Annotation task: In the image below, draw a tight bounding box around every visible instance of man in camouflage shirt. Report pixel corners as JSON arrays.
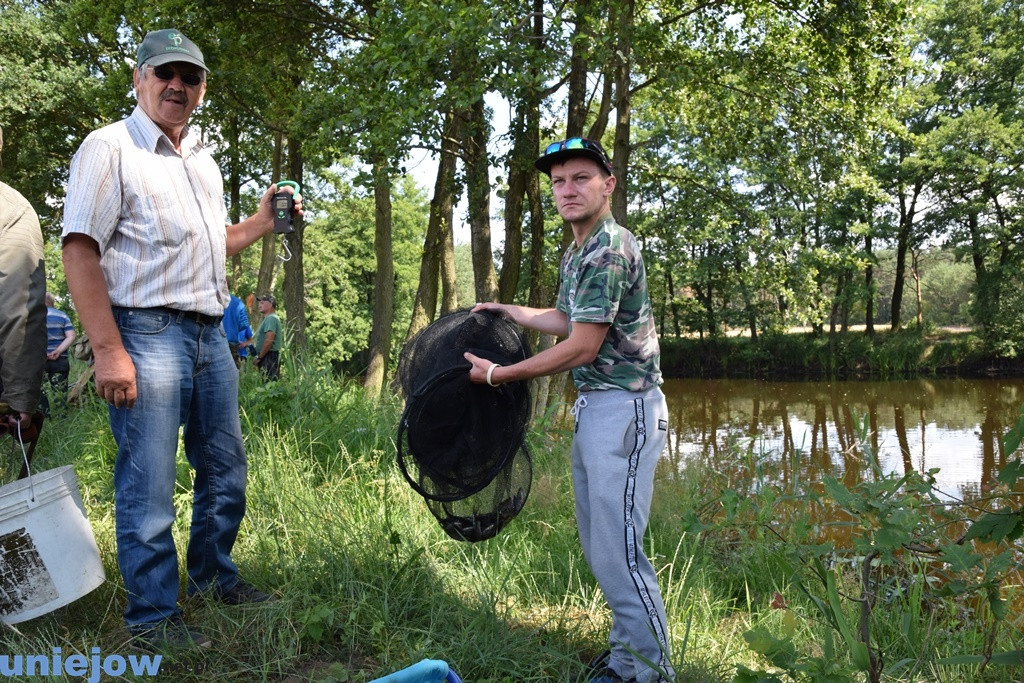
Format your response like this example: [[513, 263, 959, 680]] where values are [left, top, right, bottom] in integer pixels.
[[466, 137, 672, 683]]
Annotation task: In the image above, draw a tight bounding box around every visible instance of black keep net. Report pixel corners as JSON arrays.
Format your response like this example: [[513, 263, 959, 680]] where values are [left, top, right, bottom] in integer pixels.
[[396, 309, 532, 542]]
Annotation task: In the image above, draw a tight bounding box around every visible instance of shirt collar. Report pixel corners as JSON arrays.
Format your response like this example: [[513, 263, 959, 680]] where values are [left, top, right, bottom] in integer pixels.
[[130, 105, 202, 157]]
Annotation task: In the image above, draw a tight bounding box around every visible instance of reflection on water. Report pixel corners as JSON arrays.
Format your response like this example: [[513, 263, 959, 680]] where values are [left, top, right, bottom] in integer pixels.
[[659, 378, 1024, 501]]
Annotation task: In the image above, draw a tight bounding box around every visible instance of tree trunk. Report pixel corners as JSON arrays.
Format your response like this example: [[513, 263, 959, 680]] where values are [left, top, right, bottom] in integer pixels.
[[440, 183, 458, 314], [911, 248, 923, 327], [225, 114, 243, 289], [610, 0, 634, 227], [890, 179, 921, 332], [406, 109, 462, 342], [466, 98, 498, 303], [864, 232, 875, 336], [966, 210, 998, 335], [498, 0, 543, 304], [282, 137, 306, 354], [566, 0, 592, 136], [891, 220, 908, 332], [526, 159, 556, 418], [499, 109, 528, 304], [256, 132, 284, 308], [666, 268, 680, 338], [363, 159, 394, 397]]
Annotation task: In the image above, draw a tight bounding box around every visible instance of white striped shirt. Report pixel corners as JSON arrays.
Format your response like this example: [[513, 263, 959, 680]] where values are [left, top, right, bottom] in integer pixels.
[[62, 106, 229, 316]]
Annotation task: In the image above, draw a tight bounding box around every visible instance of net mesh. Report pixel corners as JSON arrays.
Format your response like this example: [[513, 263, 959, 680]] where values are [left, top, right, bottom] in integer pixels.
[[396, 309, 533, 541]]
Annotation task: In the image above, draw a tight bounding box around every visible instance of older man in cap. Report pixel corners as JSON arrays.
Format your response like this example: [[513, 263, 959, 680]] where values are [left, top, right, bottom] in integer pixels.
[[62, 28, 302, 652]]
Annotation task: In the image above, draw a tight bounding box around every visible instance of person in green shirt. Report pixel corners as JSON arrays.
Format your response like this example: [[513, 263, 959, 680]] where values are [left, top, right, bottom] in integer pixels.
[[254, 294, 282, 380]]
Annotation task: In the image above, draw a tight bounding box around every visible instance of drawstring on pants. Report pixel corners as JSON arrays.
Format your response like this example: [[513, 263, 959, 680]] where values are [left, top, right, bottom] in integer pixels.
[[569, 394, 588, 417], [570, 394, 588, 432]]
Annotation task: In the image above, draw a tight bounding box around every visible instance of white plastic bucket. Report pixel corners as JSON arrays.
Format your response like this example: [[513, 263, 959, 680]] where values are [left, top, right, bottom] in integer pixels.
[[0, 465, 105, 624]]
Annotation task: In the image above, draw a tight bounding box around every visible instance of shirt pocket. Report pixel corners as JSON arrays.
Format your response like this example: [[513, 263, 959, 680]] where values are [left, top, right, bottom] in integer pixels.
[[129, 189, 191, 248]]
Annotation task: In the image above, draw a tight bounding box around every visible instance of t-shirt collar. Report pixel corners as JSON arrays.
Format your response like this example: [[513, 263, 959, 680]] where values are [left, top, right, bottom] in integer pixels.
[[572, 212, 615, 251]]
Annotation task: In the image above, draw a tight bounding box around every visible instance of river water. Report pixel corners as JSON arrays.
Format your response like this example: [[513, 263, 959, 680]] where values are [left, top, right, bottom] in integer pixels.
[[655, 377, 1024, 502]]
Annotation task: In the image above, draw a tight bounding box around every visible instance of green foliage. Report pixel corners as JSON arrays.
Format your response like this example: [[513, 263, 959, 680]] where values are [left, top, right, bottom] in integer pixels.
[[0, 1, 100, 234], [659, 327, 1010, 380], [302, 174, 428, 371], [688, 413, 1024, 682]]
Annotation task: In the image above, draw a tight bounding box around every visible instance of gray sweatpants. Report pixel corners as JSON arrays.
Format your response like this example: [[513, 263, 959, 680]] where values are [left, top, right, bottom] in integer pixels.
[[570, 385, 673, 683]]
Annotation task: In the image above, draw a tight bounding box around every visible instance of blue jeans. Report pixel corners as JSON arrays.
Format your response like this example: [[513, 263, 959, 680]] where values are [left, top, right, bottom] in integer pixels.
[[109, 307, 247, 628]]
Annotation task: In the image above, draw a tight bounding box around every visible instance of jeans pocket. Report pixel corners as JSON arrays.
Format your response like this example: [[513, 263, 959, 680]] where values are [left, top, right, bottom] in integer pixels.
[[115, 308, 172, 335]]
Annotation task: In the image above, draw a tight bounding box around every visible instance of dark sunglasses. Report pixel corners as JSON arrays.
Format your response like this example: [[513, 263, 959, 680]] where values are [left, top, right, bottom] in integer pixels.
[[149, 65, 204, 87]]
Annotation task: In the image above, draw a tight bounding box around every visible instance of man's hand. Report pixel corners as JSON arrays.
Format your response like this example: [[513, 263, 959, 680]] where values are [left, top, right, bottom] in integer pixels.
[[470, 301, 515, 321], [464, 352, 499, 385], [226, 184, 305, 256], [47, 349, 61, 361], [4, 412, 39, 442], [257, 183, 304, 224], [93, 347, 138, 409]]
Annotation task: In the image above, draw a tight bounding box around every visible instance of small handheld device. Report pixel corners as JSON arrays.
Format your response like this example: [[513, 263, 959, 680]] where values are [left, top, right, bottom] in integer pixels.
[[272, 180, 301, 234]]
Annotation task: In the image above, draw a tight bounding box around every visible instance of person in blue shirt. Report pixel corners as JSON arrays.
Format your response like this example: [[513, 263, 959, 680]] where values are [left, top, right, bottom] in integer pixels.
[[44, 292, 76, 411], [222, 294, 253, 368]]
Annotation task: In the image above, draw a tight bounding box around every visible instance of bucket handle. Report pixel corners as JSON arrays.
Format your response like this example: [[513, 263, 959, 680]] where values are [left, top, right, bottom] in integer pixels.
[[12, 421, 37, 502]]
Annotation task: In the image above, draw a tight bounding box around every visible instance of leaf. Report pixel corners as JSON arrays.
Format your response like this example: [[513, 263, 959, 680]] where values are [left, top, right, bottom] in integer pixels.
[[823, 476, 858, 510], [680, 509, 713, 534], [782, 611, 800, 633], [964, 511, 1024, 544], [938, 542, 981, 572], [826, 572, 870, 671], [874, 524, 912, 550], [936, 650, 1024, 666], [987, 585, 1008, 622], [743, 627, 798, 669], [995, 457, 1024, 486], [733, 664, 784, 683], [1000, 403, 1024, 453]]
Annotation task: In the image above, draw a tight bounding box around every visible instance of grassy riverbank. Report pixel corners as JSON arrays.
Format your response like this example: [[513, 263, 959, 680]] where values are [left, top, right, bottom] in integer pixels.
[[4, 362, 1022, 681], [661, 327, 1024, 380]]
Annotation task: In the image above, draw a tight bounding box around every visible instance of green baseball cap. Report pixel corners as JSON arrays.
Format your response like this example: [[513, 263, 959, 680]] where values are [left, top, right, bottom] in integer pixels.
[[137, 29, 207, 71]]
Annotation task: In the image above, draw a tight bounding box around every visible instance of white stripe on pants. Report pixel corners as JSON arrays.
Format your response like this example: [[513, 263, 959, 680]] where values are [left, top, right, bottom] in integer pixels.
[[571, 385, 673, 683]]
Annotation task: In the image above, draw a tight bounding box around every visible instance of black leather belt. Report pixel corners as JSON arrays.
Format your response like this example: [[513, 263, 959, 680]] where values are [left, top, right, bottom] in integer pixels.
[[155, 306, 223, 326]]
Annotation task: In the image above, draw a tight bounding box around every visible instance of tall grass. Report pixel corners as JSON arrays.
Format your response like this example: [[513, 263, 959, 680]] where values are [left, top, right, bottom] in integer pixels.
[[2, 361, 1020, 681]]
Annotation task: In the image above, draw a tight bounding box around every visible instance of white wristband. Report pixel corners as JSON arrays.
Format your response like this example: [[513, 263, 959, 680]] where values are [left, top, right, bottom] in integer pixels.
[[486, 363, 500, 387]]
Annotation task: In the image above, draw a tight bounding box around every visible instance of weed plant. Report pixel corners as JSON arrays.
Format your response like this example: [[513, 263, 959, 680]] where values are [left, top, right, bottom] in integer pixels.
[[1, 360, 1021, 681]]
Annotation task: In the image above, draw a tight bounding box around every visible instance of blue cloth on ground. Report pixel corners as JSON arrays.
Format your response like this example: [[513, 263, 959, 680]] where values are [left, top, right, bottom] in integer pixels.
[[369, 659, 462, 683]]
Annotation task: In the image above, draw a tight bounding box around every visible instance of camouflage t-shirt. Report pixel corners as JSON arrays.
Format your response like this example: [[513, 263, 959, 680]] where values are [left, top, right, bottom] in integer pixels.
[[556, 213, 662, 391]]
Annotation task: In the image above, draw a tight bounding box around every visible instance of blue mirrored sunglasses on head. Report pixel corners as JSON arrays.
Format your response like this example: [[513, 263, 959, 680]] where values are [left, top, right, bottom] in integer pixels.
[[148, 64, 204, 87], [544, 137, 603, 156]]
